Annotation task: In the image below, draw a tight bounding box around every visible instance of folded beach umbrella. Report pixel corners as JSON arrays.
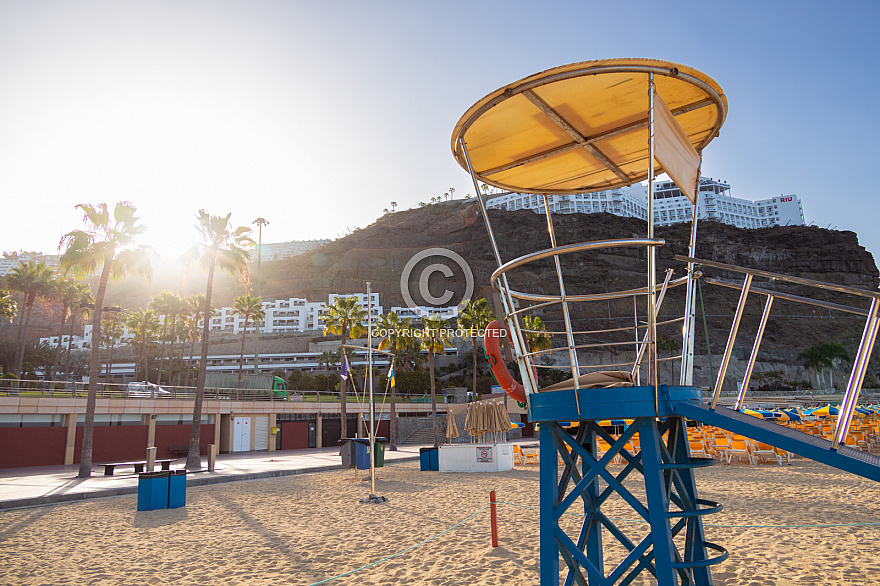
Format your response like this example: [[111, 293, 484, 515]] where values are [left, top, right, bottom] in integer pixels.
[[446, 410, 460, 439], [510, 420, 525, 428]]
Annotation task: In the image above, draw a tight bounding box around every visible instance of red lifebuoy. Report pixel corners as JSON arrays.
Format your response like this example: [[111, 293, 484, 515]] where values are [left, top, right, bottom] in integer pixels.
[[484, 320, 527, 403]]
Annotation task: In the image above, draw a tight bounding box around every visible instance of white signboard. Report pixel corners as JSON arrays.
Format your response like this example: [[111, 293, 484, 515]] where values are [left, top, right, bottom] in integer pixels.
[[476, 446, 493, 463]]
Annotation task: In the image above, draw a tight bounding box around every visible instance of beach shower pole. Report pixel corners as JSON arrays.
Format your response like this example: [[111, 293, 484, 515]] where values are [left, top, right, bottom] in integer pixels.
[[253, 218, 269, 375], [367, 282, 376, 495]]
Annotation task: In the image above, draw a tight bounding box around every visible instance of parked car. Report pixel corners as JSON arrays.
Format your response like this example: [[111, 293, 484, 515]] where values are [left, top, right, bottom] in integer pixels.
[[126, 381, 171, 398]]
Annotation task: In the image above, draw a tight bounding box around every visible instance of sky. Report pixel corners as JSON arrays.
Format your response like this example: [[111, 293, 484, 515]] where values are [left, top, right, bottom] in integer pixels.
[[1, 1, 879, 268]]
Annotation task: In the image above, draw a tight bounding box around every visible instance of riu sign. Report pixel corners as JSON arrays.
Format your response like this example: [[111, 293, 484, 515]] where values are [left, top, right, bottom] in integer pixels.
[[781, 196, 793, 202]]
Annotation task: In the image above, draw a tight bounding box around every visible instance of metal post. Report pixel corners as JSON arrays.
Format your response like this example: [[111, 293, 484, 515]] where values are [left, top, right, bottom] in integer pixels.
[[680, 195, 701, 385], [736, 295, 774, 410], [637, 416, 677, 583], [631, 269, 674, 380], [633, 295, 641, 386], [253, 218, 268, 375], [543, 195, 581, 409], [832, 298, 880, 449], [710, 273, 752, 410], [539, 422, 559, 585], [647, 74, 658, 407], [460, 138, 535, 396], [367, 282, 376, 495]]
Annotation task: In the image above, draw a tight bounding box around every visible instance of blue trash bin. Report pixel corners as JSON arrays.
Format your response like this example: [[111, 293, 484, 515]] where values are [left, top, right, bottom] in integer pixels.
[[168, 470, 187, 508], [420, 447, 439, 471], [137, 471, 170, 511], [353, 439, 371, 470]]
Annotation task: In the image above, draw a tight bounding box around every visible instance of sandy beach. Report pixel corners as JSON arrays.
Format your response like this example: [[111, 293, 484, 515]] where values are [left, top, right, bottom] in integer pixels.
[[1, 458, 879, 585]]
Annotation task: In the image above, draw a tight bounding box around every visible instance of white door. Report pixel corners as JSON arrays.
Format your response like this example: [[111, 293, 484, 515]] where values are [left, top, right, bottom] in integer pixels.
[[233, 417, 251, 452], [254, 416, 269, 451]]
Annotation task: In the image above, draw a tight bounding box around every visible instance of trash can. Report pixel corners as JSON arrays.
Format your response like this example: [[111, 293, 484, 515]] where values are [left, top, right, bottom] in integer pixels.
[[168, 470, 187, 509], [353, 438, 371, 470], [137, 471, 170, 511], [420, 447, 439, 471], [373, 439, 386, 468], [339, 439, 356, 469]]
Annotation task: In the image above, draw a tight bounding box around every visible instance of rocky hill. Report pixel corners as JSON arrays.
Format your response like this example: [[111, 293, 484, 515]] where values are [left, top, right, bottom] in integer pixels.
[[4, 200, 879, 389]]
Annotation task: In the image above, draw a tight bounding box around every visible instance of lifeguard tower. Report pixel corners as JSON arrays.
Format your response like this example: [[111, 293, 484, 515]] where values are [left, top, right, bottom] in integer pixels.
[[451, 59, 880, 585]]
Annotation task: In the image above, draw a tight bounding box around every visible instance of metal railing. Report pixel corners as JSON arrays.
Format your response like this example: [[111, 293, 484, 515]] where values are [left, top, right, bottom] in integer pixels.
[[0, 379, 454, 404], [677, 254, 880, 450]]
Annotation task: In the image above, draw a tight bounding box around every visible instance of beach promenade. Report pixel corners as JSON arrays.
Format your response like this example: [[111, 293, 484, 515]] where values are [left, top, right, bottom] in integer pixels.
[[0, 444, 426, 510]]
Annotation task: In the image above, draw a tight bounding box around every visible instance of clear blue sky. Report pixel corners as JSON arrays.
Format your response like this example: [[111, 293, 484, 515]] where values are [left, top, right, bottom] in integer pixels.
[[1, 1, 878, 268]]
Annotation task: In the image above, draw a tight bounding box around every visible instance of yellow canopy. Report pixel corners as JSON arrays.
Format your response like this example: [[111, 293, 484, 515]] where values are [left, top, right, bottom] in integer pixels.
[[451, 58, 727, 195]]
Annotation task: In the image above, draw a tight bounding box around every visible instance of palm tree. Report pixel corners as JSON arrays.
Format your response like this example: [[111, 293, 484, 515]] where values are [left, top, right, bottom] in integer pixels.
[[150, 291, 182, 386], [127, 309, 159, 381], [317, 350, 340, 395], [376, 311, 417, 451], [422, 314, 453, 447], [232, 294, 266, 383], [6, 260, 55, 377], [522, 314, 552, 353], [319, 296, 367, 440], [166, 295, 189, 386], [101, 308, 125, 382], [182, 294, 207, 387], [48, 277, 82, 381], [800, 342, 850, 390], [59, 201, 152, 478], [181, 210, 253, 470], [0, 290, 16, 322], [458, 298, 494, 398], [65, 290, 94, 380]]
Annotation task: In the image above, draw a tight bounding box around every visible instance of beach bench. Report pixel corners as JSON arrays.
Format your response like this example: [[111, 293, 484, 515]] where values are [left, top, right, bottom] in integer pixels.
[[168, 445, 207, 457], [100, 459, 175, 476]]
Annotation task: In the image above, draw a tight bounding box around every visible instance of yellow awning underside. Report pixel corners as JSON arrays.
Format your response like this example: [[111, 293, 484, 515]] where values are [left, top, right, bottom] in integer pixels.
[[451, 58, 727, 195]]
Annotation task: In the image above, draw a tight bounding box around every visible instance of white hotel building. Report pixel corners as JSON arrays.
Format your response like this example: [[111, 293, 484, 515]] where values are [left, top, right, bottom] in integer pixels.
[[485, 177, 805, 229], [42, 293, 459, 350]]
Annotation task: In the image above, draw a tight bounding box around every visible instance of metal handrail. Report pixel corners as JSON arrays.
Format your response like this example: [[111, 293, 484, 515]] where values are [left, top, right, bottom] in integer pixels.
[[692, 255, 880, 450]]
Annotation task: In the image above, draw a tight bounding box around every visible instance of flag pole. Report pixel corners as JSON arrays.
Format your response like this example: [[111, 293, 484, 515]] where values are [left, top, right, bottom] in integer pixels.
[[367, 281, 376, 496]]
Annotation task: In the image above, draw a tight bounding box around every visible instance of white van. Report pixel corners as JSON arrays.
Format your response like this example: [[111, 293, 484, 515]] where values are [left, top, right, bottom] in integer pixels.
[[126, 381, 170, 398]]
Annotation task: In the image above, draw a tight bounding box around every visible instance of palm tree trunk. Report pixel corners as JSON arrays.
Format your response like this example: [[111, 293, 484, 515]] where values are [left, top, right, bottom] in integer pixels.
[[13, 293, 26, 376], [429, 351, 438, 448], [78, 262, 111, 479], [64, 314, 77, 380], [238, 311, 250, 384], [157, 317, 168, 386], [340, 326, 349, 440], [471, 334, 478, 400], [187, 261, 215, 470], [14, 298, 35, 377], [168, 316, 178, 387], [51, 307, 69, 382], [187, 334, 197, 388]]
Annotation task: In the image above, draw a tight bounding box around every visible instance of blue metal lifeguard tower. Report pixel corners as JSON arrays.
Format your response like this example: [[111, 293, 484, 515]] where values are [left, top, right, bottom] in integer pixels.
[[451, 59, 880, 585]]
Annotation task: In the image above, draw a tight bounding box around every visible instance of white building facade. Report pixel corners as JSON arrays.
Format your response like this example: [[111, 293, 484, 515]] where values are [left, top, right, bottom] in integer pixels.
[[485, 177, 805, 229], [43, 293, 460, 349], [258, 239, 332, 261]]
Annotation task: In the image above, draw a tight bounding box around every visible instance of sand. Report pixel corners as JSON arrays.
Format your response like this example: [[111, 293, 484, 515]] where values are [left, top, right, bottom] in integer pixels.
[[1, 459, 879, 585]]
